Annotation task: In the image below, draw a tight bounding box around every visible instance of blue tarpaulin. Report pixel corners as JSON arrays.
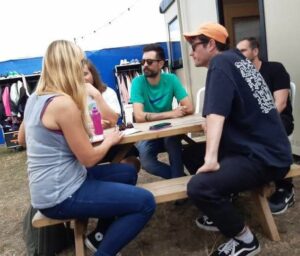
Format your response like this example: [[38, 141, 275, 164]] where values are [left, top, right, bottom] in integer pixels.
[[0, 42, 168, 90]]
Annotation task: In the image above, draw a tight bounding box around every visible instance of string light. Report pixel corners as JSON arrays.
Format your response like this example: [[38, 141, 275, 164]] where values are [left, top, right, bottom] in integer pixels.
[[74, 0, 141, 43]]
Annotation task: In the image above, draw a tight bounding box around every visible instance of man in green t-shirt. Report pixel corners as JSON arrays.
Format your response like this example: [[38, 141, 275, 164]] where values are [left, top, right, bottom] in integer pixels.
[[131, 43, 193, 179]]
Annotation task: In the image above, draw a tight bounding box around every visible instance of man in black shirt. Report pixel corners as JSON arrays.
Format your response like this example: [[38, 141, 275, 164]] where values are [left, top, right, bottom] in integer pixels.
[[237, 37, 294, 215], [183, 22, 292, 256]]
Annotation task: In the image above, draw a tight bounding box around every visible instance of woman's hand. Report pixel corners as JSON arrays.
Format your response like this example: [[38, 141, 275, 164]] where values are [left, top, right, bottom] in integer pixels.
[[85, 83, 101, 99], [103, 127, 124, 147], [101, 119, 112, 129]]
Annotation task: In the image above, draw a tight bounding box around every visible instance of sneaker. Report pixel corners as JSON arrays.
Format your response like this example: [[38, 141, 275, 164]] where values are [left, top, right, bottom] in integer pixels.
[[85, 230, 103, 253], [85, 231, 122, 256], [211, 235, 261, 256], [195, 215, 219, 232], [268, 187, 295, 215]]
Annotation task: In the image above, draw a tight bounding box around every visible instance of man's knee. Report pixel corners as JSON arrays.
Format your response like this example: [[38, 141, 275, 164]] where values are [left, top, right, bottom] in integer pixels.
[[187, 174, 212, 200], [164, 136, 181, 147], [136, 141, 157, 158], [139, 153, 156, 170], [137, 148, 151, 164]]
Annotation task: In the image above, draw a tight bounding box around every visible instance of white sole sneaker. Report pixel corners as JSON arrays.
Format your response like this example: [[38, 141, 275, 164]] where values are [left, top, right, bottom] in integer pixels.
[[85, 237, 122, 256], [195, 217, 219, 232], [270, 190, 295, 215], [84, 237, 97, 253], [247, 245, 261, 256]]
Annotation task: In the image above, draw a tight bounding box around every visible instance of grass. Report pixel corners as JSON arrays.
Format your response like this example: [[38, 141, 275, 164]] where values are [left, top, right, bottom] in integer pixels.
[[1, 147, 300, 255], [0, 148, 29, 256]]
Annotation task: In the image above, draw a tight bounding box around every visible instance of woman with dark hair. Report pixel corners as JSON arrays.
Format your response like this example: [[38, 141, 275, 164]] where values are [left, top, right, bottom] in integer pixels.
[[83, 59, 121, 128]]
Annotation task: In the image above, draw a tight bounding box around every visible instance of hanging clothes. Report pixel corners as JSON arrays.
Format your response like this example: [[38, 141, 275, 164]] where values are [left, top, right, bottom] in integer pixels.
[[114, 63, 142, 105], [10, 81, 21, 116], [117, 74, 130, 104], [126, 74, 132, 103], [0, 74, 39, 131], [21, 75, 31, 96], [0, 86, 6, 124], [18, 82, 29, 118], [2, 86, 12, 117]]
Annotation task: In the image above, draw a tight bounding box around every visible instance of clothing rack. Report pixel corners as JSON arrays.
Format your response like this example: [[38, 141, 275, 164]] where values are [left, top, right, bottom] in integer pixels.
[[114, 63, 142, 121], [0, 74, 40, 87], [0, 74, 40, 149], [114, 63, 142, 74]]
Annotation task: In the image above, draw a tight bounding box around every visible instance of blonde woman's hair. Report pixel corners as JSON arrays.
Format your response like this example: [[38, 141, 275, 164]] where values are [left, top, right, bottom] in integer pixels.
[[36, 40, 90, 135]]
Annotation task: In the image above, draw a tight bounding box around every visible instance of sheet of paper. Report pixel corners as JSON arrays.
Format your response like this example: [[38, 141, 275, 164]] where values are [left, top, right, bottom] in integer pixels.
[[121, 128, 141, 136], [90, 134, 104, 143]]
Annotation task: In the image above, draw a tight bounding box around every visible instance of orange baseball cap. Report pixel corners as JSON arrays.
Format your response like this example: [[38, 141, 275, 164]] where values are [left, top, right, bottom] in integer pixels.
[[183, 22, 229, 44]]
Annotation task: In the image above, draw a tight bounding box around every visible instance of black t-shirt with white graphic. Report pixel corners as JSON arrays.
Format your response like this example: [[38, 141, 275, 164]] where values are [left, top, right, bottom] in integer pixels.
[[260, 61, 293, 135], [203, 49, 292, 168]]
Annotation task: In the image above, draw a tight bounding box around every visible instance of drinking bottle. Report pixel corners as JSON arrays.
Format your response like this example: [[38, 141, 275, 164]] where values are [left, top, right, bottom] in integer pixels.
[[90, 107, 103, 135]]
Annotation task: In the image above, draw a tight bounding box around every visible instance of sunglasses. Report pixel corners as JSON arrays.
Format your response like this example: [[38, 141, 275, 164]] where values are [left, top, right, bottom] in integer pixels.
[[191, 41, 206, 51], [140, 59, 161, 66]]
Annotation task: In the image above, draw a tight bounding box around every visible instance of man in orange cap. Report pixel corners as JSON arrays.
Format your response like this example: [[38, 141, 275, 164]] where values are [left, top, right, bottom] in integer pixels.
[[184, 22, 292, 256]]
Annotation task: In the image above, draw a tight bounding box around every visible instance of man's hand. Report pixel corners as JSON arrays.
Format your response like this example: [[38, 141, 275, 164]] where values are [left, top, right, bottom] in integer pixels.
[[172, 106, 188, 118], [201, 121, 207, 134], [196, 160, 220, 174], [196, 114, 224, 174]]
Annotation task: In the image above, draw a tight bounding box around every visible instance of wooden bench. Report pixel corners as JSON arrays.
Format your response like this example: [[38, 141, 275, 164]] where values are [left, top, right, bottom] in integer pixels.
[[251, 163, 300, 241], [32, 212, 87, 256], [32, 164, 300, 255]]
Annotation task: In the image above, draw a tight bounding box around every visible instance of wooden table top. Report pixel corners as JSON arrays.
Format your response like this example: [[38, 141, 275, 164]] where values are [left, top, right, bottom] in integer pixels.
[[104, 113, 205, 144]]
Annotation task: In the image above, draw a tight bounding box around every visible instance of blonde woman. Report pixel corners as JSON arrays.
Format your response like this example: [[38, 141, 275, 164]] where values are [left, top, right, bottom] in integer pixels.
[[18, 40, 155, 256]]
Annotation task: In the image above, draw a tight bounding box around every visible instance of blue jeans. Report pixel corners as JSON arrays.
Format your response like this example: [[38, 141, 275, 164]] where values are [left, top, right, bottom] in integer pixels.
[[40, 164, 156, 256], [136, 136, 184, 179]]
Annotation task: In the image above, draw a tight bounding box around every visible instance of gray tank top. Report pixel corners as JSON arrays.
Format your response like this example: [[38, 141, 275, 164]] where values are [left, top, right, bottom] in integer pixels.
[[24, 93, 87, 209]]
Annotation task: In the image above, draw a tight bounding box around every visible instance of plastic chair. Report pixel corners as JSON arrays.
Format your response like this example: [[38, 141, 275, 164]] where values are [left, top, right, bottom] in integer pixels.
[[172, 97, 179, 109], [186, 87, 205, 139], [290, 82, 296, 109], [195, 87, 205, 114], [289, 82, 296, 141]]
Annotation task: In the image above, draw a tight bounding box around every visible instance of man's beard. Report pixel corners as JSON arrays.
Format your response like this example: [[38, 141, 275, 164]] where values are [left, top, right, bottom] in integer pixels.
[[144, 68, 159, 78]]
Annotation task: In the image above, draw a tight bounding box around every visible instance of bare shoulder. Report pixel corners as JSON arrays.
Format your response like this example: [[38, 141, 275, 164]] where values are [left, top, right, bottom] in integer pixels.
[[41, 95, 81, 130], [50, 95, 79, 114]]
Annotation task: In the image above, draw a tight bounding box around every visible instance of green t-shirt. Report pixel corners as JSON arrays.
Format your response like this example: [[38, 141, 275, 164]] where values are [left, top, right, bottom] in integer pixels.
[[130, 73, 188, 113]]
